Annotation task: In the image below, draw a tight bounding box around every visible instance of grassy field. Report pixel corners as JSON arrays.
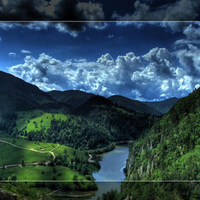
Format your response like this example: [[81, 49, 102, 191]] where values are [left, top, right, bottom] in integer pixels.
[[0, 142, 50, 166], [1, 138, 56, 151], [53, 144, 88, 162], [0, 165, 86, 181], [16, 110, 68, 132], [0, 138, 88, 163], [0, 138, 91, 183]]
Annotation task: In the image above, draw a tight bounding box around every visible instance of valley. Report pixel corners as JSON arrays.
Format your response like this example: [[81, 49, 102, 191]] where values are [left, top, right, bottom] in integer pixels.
[[0, 70, 189, 199]]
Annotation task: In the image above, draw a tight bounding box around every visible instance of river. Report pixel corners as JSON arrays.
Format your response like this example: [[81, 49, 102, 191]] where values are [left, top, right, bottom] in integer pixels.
[[54, 145, 129, 200], [89, 145, 129, 200]]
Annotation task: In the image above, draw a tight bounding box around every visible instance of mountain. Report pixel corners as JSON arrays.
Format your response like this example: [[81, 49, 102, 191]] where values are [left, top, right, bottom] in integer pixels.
[[143, 97, 179, 114], [0, 71, 72, 111], [0, 71, 58, 109], [120, 88, 200, 199], [108, 95, 162, 116], [47, 90, 94, 108], [72, 95, 158, 143], [0, 71, 71, 133]]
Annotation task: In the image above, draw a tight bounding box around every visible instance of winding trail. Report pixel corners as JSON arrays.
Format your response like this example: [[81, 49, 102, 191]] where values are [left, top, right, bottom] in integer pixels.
[[0, 140, 59, 168]]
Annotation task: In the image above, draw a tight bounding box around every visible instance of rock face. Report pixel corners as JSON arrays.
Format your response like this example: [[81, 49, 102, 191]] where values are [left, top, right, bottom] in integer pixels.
[[0, 189, 19, 200]]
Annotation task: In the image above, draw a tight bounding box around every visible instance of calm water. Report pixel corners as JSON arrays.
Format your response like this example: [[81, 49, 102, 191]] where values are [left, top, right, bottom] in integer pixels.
[[89, 145, 129, 200], [93, 145, 129, 181]]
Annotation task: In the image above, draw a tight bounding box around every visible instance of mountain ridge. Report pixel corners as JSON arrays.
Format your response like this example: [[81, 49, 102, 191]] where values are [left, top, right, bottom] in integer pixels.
[[47, 90, 94, 108], [108, 95, 162, 116], [143, 97, 179, 114]]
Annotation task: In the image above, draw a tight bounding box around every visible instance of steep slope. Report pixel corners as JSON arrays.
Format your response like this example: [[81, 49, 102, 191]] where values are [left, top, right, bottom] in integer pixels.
[[143, 97, 179, 114], [0, 71, 71, 134], [0, 71, 71, 111], [0, 89, 34, 134], [119, 88, 200, 200], [47, 90, 94, 108], [108, 95, 162, 116], [0, 71, 53, 107]]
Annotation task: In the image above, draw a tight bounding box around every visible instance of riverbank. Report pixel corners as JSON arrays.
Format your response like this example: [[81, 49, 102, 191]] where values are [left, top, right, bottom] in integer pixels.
[[0, 140, 130, 199], [52, 145, 130, 200], [87, 140, 132, 155]]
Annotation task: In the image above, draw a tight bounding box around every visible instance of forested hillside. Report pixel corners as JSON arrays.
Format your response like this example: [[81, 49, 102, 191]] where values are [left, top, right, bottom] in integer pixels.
[[72, 95, 157, 145], [103, 88, 200, 200]]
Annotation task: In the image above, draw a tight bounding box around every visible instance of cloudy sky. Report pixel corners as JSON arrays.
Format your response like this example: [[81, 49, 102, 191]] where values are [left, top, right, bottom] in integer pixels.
[[0, 0, 200, 21], [1, 21, 200, 101]]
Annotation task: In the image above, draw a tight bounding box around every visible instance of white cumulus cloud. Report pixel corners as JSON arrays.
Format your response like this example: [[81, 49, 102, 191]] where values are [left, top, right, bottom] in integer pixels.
[[8, 46, 200, 101]]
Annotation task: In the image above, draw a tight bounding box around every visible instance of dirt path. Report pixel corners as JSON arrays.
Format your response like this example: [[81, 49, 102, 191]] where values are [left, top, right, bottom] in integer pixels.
[[0, 140, 59, 168], [88, 154, 95, 163], [0, 162, 38, 169], [49, 144, 59, 159]]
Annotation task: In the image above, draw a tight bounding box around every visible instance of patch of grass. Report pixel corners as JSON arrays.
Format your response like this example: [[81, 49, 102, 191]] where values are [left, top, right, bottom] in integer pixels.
[[0, 138, 88, 161], [1, 138, 56, 152], [0, 165, 86, 181], [0, 138, 90, 169], [16, 110, 68, 133], [53, 145, 88, 163], [16, 110, 44, 130], [0, 142, 50, 166]]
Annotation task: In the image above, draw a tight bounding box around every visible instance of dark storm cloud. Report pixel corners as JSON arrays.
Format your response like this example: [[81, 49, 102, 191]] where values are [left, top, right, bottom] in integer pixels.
[[0, 21, 107, 37], [0, 0, 107, 35], [142, 47, 174, 78], [0, 0, 105, 21], [0, 0, 48, 20], [112, 0, 200, 21], [1, 0, 200, 21]]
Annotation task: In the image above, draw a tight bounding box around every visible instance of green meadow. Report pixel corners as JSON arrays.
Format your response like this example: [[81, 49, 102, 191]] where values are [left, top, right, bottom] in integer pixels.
[[0, 142, 50, 166], [0, 138, 89, 166], [0, 138, 91, 183], [1, 138, 56, 151], [16, 110, 68, 132], [0, 165, 86, 181]]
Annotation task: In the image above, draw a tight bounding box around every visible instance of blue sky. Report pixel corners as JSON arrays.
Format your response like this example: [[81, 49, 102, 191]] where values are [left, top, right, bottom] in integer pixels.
[[1, 22, 200, 101]]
